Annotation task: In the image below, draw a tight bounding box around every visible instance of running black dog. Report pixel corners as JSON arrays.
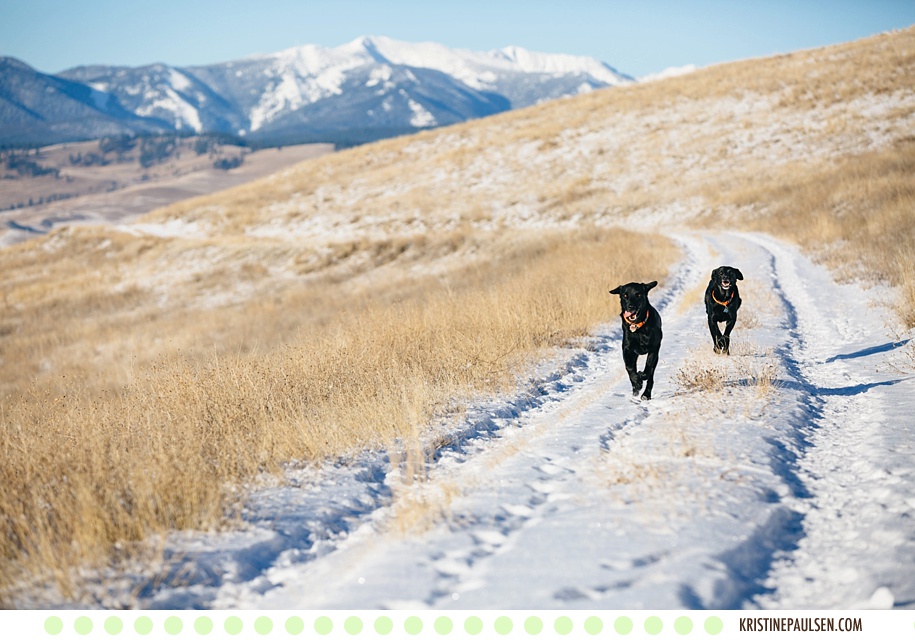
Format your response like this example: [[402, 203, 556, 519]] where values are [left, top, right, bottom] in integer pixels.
[[705, 265, 743, 354], [609, 281, 662, 400]]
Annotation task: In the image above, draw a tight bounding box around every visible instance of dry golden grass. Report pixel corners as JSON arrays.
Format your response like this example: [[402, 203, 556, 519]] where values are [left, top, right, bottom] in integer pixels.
[[702, 139, 915, 327], [388, 479, 463, 537], [1, 26, 913, 603], [674, 352, 729, 395], [0, 226, 673, 601], [674, 341, 781, 404]]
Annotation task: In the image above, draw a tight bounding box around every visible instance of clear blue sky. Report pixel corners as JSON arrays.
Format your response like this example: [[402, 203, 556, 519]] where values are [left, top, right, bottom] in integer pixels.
[[2, 0, 913, 77]]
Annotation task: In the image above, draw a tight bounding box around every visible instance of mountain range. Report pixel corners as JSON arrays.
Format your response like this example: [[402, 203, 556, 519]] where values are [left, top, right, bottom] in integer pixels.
[[0, 36, 633, 148]]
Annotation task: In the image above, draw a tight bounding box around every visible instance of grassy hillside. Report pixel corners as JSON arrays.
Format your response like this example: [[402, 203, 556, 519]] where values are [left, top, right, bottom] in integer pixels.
[[1, 27, 913, 601]]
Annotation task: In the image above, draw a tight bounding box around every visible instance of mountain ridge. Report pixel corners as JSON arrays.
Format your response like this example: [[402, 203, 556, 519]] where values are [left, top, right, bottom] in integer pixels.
[[1, 36, 633, 147]]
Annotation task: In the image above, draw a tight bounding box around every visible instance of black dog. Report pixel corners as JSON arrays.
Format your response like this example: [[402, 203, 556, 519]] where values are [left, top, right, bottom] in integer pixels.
[[704, 266, 743, 354], [609, 281, 662, 400]]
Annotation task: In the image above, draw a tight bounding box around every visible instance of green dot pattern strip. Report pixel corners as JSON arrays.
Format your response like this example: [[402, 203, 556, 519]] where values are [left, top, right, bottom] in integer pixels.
[[39, 613, 727, 637]]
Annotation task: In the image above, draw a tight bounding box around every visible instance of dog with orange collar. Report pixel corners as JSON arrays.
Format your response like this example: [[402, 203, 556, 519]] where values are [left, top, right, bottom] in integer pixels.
[[609, 281, 663, 400], [705, 265, 743, 354]]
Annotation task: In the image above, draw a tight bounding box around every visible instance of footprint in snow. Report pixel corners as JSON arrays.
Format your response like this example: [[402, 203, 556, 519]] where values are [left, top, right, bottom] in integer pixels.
[[601, 552, 665, 572], [433, 557, 472, 578], [536, 462, 573, 477], [471, 530, 509, 548], [526, 480, 559, 495], [553, 585, 601, 601], [501, 503, 535, 518]]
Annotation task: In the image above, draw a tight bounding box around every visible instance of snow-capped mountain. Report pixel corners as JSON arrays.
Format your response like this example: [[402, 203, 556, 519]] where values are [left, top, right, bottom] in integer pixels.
[[193, 35, 632, 139], [3, 36, 633, 147], [60, 63, 243, 135], [0, 57, 169, 147]]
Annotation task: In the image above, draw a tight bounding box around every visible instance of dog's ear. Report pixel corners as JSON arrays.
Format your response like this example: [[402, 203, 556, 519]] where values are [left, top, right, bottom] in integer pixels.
[[609, 286, 621, 295], [734, 268, 744, 280], [644, 281, 657, 291]]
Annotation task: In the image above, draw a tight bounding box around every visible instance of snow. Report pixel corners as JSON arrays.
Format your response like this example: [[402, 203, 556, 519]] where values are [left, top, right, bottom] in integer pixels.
[[407, 98, 436, 128], [639, 64, 699, 83], [249, 66, 349, 132], [347, 35, 632, 89], [127, 218, 210, 239], [87, 86, 113, 111], [340, 36, 496, 90], [366, 64, 394, 89], [168, 68, 192, 92], [247, 43, 367, 131], [496, 45, 628, 84], [135, 87, 203, 133], [26, 231, 914, 610]]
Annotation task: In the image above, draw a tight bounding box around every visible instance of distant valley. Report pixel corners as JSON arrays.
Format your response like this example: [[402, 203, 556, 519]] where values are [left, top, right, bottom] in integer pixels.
[[0, 136, 332, 246]]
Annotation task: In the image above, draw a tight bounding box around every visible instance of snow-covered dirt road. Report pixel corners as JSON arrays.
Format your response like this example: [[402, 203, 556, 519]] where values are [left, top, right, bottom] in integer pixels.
[[67, 232, 915, 610]]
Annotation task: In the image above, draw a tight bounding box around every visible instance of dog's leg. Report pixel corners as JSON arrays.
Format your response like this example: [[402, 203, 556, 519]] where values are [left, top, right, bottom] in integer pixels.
[[640, 349, 659, 400], [623, 349, 642, 396], [721, 315, 737, 355], [708, 316, 723, 353]]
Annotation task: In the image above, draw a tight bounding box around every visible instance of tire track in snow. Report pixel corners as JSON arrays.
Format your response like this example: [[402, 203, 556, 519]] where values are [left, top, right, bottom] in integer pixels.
[[207, 234, 709, 609], [687, 232, 912, 608], [173, 233, 819, 609], [690, 233, 814, 608], [247, 232, 816, 610], [740, 233, 915, 609], [407, 233, 712, 608]]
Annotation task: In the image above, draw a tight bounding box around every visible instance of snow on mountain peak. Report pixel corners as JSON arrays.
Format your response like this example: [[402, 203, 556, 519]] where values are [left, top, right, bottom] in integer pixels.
[[496, 45, 631, 84], [24, 35, 634, 145], [339, 35, 391, 63], [168, 69, 192, 92], [327, 36, 632, 89], [240, 36, 633, 131], [639, 64, 699, 83], [273, 42, 363, 77]]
